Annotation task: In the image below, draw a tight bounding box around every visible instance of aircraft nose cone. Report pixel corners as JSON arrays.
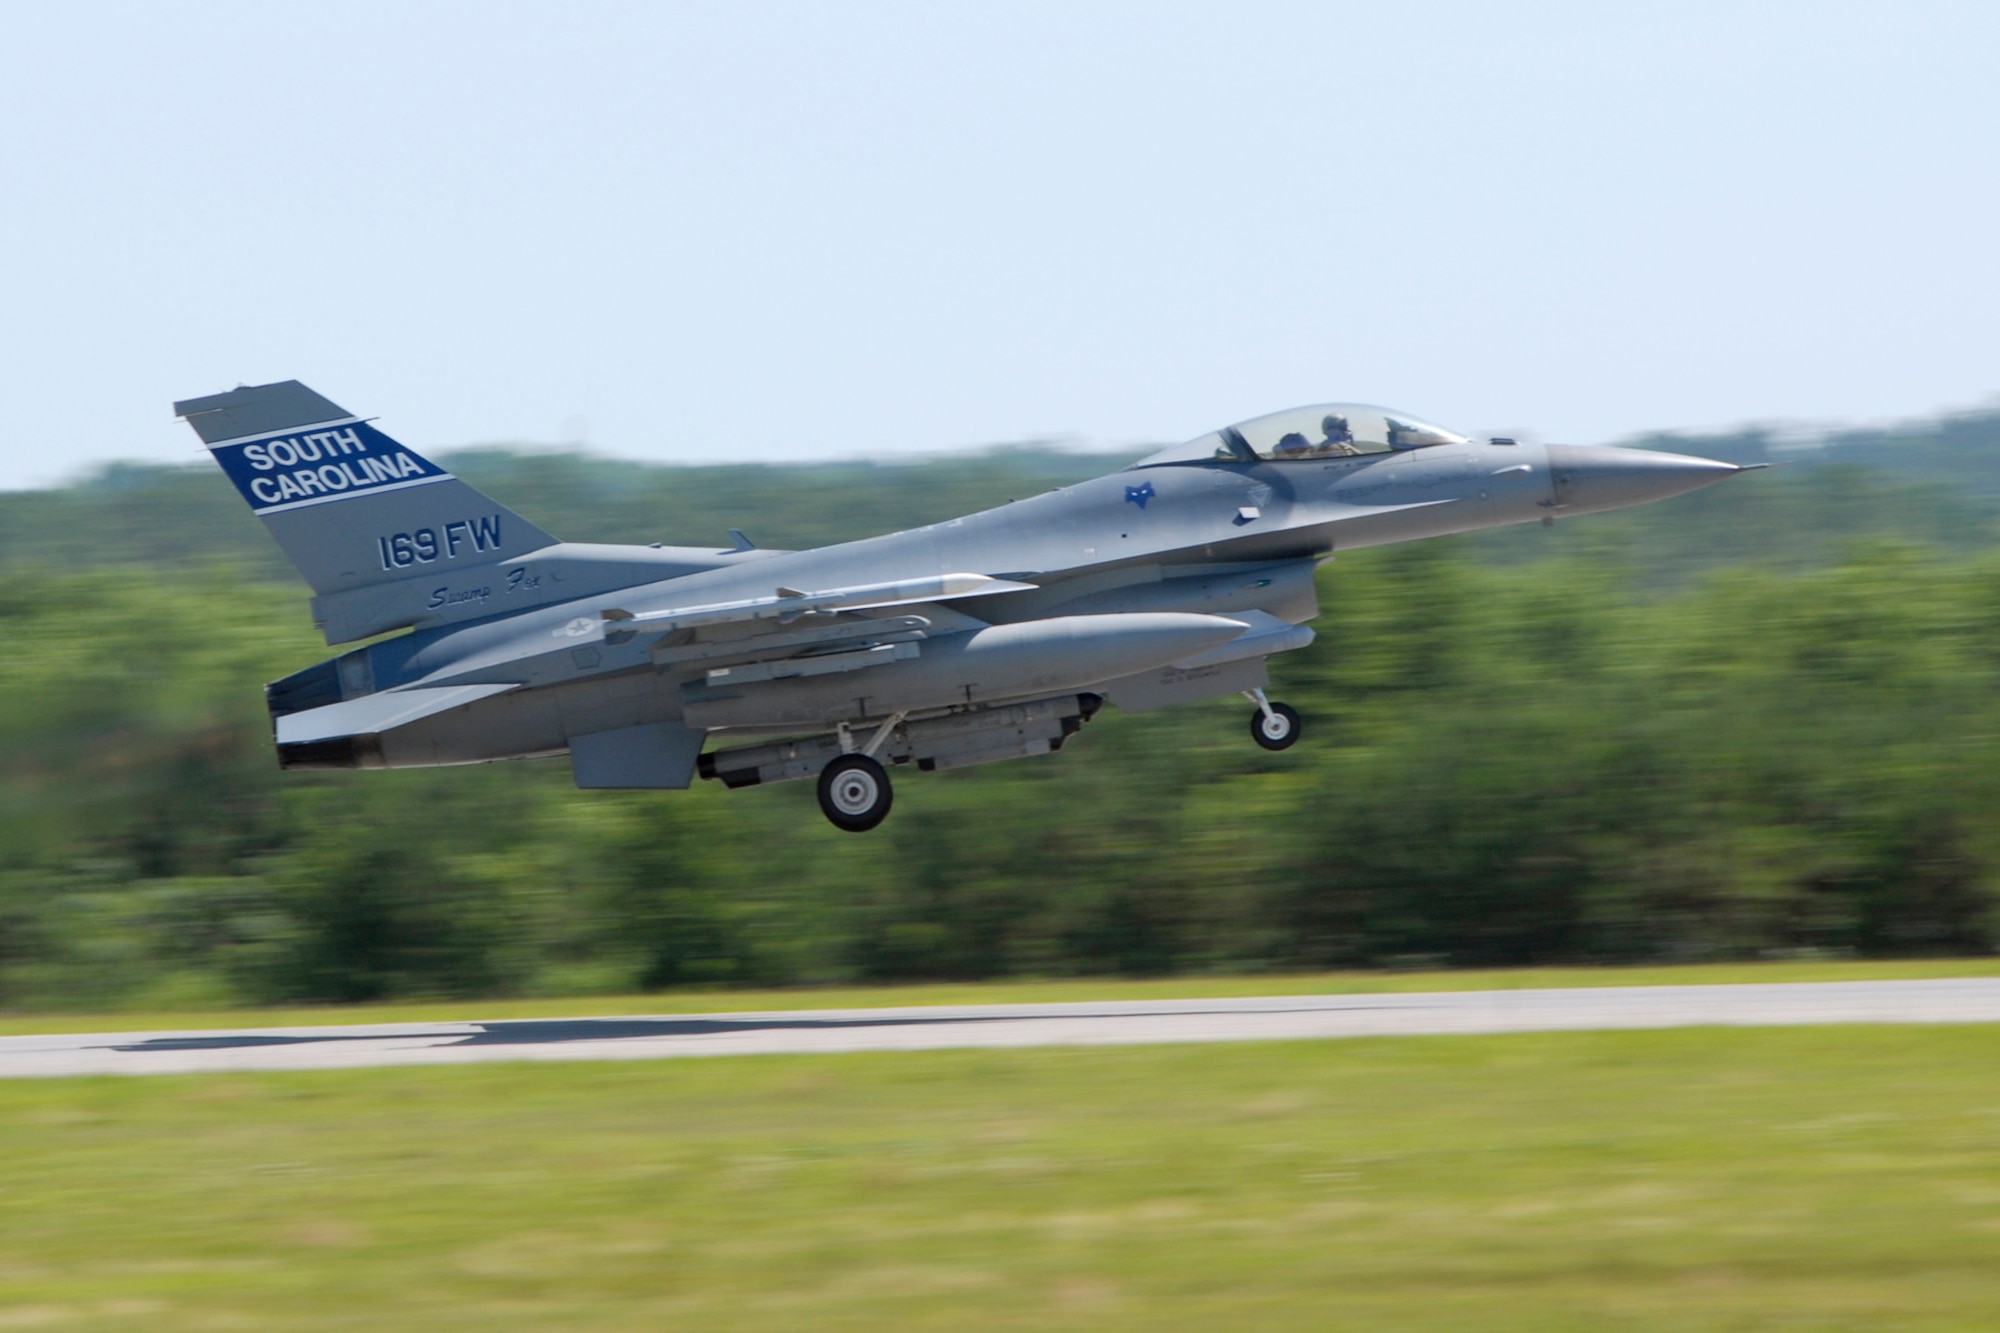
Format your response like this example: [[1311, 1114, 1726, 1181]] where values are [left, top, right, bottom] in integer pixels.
[[1545, 443, 1745, 515]]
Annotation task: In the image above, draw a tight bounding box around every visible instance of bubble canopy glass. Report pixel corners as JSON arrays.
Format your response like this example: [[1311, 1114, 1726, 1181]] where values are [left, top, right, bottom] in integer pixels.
[[1131, 403, 1471, 468]]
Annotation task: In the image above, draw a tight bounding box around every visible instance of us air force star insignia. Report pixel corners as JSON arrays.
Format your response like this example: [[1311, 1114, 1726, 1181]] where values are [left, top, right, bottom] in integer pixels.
[[553, 617, 600, 639], [1124, 481, 1156, 509]]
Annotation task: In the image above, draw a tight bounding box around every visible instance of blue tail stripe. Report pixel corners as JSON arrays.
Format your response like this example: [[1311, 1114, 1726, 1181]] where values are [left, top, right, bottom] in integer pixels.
[[209, 421, 453, 514]]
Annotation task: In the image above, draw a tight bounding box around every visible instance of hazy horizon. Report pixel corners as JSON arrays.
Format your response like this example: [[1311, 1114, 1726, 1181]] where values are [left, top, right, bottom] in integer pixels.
[[20, 393, 2000, 497]]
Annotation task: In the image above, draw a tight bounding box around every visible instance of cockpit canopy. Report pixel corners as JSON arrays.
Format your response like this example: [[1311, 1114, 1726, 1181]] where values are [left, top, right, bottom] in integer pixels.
[[1132, 403, 1471, 468]]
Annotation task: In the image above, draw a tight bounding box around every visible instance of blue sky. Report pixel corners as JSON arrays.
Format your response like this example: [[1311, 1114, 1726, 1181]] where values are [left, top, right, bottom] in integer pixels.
[[2, 1, 1995, 488]]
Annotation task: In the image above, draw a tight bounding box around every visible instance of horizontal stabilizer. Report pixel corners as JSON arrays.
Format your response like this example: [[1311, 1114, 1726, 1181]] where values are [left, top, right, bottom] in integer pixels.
[[273, 683, 519, 746]]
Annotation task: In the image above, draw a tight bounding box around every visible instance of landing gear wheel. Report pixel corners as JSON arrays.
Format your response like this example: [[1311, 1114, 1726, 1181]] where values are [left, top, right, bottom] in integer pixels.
[[818, 754, 894, 832], [1250, 701, 1302, 751]]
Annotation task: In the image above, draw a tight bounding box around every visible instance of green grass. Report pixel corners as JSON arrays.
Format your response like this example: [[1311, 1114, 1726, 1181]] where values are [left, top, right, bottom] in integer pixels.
[[2, 955, 1997, 1036], [4, 1028, 2000, 1329]]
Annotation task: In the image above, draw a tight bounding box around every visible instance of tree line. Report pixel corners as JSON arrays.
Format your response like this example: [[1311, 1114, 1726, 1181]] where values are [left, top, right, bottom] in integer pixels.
[[3, 419, 1999, 1008]]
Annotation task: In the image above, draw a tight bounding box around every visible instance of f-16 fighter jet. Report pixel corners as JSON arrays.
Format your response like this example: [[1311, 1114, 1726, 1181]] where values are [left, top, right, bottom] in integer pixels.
[[177, 383, 1750, 830]]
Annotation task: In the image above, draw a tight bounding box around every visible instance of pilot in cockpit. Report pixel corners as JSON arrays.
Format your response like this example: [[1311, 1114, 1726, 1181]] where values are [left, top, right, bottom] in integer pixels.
[[1273, 431, 1313, 457], [1319, 414, 1359, 456]]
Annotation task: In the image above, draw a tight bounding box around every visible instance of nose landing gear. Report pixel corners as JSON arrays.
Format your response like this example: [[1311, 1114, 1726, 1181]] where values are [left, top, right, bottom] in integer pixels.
[[1245, 688, 1302, 751]]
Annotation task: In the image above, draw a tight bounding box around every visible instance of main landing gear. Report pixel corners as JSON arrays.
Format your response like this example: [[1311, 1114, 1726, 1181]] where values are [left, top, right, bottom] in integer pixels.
[[1245, 688, 1302, 751], [818, 754, 893, 832], [816, 713, 905, 832]]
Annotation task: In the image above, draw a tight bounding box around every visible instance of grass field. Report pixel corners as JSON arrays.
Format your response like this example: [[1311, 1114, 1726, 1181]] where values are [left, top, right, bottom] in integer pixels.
[[3, 956, 1998, 1036], [4, 1026, 2000, 1330]]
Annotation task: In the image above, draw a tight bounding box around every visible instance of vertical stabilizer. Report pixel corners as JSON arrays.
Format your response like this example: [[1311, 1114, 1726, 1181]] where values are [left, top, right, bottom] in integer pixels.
[[175, 381, 557, 598]]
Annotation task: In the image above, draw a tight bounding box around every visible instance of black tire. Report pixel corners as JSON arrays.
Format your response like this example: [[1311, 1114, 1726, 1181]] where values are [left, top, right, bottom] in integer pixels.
[[817, 754, 894, 832], [1250, 701, 1302, 751]]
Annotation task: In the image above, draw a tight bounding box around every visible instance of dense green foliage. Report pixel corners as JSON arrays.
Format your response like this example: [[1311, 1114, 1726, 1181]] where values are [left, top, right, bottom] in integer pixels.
[[4, 412, 2000, 1008]]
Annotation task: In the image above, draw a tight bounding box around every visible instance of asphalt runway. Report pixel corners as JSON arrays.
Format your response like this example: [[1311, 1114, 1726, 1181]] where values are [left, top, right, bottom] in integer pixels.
[[2, 978, 1998, 1078]]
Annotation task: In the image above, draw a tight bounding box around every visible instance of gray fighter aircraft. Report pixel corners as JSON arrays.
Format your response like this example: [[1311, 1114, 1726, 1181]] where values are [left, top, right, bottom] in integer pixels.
[[176, 382, 1750, 831]]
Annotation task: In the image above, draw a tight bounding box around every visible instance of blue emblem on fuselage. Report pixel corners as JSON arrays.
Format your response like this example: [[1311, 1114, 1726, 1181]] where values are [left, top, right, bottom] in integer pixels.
[[1124, 481, 1156, 509]]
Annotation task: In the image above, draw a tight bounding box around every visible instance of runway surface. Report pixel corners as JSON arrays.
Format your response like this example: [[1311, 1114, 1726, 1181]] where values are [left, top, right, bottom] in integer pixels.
[[4, 978, 1999, 1078]]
